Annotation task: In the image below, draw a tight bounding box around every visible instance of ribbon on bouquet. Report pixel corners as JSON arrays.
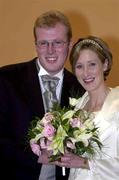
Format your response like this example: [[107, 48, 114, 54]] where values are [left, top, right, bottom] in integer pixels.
[[62, 167, 66, 176]]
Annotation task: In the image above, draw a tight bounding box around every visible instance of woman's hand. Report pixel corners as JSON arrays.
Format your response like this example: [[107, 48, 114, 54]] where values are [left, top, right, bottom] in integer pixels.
[[52, 152, 89, 169]]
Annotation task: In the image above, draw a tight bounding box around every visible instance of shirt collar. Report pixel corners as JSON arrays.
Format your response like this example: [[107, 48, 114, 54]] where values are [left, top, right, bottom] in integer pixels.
[[36, 58, 64, 80]]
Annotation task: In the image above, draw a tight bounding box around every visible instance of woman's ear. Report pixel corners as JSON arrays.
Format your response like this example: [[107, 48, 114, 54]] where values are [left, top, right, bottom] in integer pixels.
[[103, 58, 108, 71]]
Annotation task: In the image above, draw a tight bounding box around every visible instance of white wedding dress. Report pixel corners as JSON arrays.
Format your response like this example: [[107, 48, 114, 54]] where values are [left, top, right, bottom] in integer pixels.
[[69, 86, 119, 180]]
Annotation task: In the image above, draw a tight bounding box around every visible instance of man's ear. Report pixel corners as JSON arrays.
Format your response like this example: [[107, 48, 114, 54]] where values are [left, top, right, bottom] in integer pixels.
[[69, 40, 73, 51]]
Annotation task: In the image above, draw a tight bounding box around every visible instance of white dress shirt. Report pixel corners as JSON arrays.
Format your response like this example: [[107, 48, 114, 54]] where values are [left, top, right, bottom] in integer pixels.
[[37, 59, 63, 112]]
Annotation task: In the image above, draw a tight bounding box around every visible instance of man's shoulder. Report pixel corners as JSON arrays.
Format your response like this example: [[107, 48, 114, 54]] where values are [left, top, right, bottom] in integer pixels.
[[64, 68, 81, 85], [64, 68, 76, 79], [64, 68, 85, 97], [0, 57, 37, 77]]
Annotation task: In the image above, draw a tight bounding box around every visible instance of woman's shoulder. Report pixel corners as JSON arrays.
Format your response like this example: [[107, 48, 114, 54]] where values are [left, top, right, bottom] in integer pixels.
[[104, 86, 119, 113], [109, 86, 119, 98], [110, 86, 119, 91]]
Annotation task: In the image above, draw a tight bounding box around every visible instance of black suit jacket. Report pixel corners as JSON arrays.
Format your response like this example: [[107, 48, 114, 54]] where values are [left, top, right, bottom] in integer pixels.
[[0, 58, 85, 180]]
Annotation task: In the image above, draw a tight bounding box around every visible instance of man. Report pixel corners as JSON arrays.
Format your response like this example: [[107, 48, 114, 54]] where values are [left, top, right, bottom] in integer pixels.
[[0, 10, 85, 180]]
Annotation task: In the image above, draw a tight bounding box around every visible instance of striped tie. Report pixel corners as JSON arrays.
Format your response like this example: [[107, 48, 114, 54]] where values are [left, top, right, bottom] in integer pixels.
[[41, 75, 59, 112]]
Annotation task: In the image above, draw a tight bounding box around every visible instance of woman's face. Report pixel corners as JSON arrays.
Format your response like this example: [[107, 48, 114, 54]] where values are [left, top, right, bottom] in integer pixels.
[[75, 49, 107, 92]]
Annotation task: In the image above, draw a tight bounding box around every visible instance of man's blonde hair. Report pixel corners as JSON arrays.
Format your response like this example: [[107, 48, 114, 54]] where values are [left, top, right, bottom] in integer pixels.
[[33, 10, 72, 41]]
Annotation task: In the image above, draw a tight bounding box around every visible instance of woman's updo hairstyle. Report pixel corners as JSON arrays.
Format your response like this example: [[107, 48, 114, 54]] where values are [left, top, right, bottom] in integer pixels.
[[70, 36, 113, 80]]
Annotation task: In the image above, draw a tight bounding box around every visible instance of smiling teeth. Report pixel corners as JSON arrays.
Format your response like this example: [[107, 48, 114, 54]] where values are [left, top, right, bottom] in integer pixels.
[[84, 78, 94, 82], [47, 57, 56, 61]]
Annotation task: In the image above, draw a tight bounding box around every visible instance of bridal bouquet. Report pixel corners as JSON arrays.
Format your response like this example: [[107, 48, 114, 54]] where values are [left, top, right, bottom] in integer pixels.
[[28, 97, 102, 166]]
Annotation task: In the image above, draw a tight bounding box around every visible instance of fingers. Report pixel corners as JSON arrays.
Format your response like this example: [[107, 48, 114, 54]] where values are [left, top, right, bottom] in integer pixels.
[[52, 154, 88, 169], [52, 160, 71, 168], [37, 150, 49, 164]]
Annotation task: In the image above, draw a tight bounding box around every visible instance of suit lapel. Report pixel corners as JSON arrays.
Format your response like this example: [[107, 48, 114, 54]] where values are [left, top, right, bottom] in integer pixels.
[[25, 59, 45, 119], [60, 69, 71, 108]]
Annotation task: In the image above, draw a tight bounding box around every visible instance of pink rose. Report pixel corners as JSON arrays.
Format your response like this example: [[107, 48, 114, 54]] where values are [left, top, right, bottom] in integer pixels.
[[30, 140, 41, 156], [40, 137, 52, 149], [41, 112, 54, 125], [70, 117, 82, 128], [42, 124, 55, 139]]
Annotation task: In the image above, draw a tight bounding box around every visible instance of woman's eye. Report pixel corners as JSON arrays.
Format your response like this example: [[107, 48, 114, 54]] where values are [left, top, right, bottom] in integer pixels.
[[76, 64, 82, 69]]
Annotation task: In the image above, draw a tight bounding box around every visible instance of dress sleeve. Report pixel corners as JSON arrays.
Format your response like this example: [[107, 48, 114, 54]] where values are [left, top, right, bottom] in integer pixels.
[[88, 112, 119, 179]]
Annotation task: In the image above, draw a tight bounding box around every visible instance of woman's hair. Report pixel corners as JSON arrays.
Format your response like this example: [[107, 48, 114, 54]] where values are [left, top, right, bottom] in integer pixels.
[[33, 10, 72, 41], [70, 36, 113, 80]]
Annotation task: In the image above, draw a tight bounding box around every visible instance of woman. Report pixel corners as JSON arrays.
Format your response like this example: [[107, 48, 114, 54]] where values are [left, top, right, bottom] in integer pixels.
[[56, 36, 119, 179]]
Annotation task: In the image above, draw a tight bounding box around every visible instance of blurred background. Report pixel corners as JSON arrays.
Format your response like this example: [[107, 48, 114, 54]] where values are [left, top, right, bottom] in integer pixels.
[[0, 0, 119, 87]]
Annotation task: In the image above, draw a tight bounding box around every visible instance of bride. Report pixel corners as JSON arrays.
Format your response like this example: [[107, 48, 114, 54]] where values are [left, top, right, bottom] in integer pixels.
[[55, 36, 119, 180]]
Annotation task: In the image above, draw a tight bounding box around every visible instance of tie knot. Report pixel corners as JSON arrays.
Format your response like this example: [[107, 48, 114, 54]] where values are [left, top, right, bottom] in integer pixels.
[[41, 75, 59, 91]]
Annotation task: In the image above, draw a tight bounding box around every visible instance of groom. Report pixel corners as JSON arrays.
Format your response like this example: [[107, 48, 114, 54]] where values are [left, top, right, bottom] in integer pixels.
[[0, 10, 85, 180]]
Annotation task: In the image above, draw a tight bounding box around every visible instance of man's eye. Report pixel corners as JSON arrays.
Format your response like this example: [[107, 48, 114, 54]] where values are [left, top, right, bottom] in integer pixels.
[[56, 41, 62, 44], [54, 41, 63, 45], [90, 63, 96, 66], [40, 42, 47, 46]]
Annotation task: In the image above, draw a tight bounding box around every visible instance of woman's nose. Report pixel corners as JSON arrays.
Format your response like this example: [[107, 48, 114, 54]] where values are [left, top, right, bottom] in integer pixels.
[[83, 66, 90, 76]]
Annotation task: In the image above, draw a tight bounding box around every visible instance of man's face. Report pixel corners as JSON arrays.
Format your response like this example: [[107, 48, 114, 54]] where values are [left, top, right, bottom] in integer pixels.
[[35, 23, 72, 75]]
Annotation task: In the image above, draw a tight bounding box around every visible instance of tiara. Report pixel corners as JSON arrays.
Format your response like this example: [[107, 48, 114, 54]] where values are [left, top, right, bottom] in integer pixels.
[[77, 39, 103, 51]]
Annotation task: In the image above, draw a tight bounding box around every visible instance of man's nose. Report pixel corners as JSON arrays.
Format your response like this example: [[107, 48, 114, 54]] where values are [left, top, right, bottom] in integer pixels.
[[47, 42, 55, 54]]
